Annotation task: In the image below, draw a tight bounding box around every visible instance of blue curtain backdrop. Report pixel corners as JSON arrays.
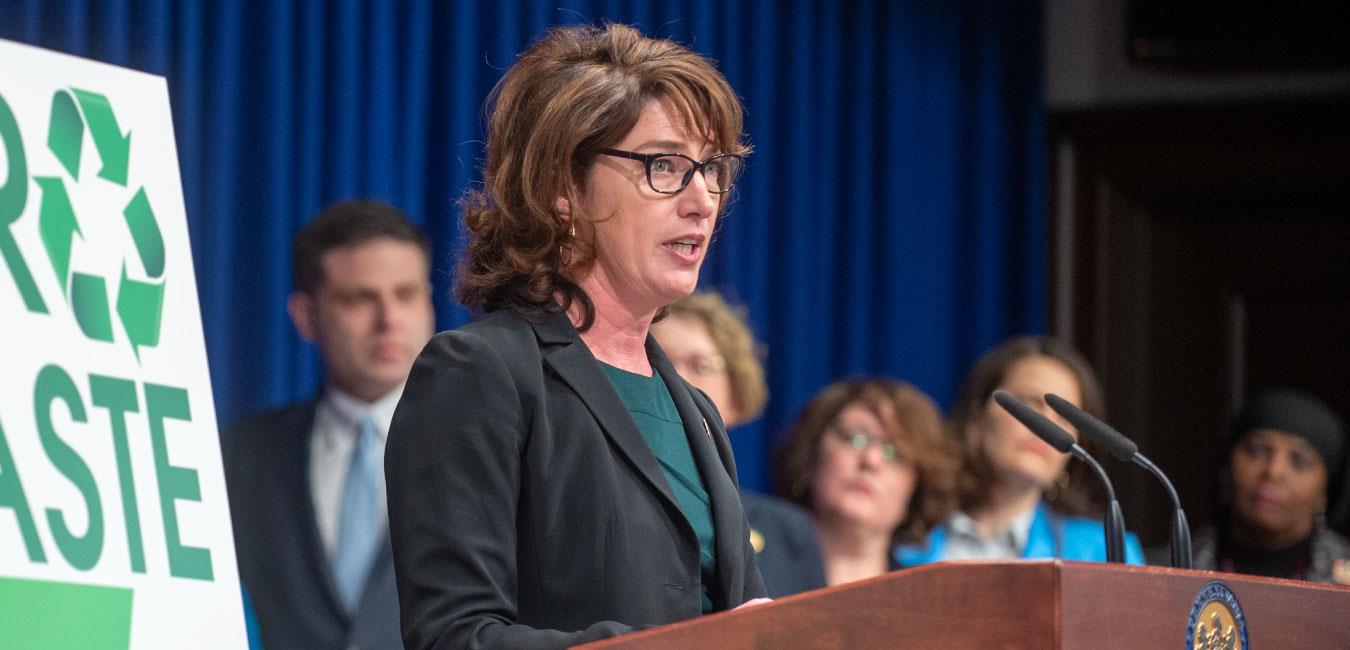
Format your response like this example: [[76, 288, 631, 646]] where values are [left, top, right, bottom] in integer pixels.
[[3, 0, 1046, 492]]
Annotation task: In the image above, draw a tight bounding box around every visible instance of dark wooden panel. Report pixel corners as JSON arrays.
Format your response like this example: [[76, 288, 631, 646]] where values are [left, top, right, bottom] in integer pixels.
[[1061, 562, 1350, 648], [578, 561, 1350, 649], [580, 562, 1059, 649], [1050, 99, 1350, 543]]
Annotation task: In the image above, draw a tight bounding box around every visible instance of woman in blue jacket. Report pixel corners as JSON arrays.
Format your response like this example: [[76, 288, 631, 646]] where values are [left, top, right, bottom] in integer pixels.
[[895, 337, 1144, 566]]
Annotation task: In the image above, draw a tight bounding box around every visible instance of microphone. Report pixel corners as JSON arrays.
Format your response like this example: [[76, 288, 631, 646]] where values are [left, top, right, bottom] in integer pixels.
[[992, 390, 1127, 564], [1044, 393, 1192, 569]]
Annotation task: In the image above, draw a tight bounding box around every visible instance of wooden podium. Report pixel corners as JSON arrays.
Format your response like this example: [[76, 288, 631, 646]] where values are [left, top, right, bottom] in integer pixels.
[[576, 561, 1350, 649]]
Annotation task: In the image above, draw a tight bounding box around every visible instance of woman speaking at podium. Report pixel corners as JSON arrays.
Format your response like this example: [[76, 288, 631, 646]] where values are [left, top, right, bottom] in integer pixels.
[[384, 23, 766, 649]]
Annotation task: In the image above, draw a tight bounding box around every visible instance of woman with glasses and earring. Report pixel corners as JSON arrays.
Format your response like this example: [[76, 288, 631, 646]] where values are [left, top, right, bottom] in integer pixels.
[[384, 24, 766, 650], [894, 337, 1145, 568], [1185, 387, 1350, 584], [772, 378, 959, 586], [652, 291, 829, 597]]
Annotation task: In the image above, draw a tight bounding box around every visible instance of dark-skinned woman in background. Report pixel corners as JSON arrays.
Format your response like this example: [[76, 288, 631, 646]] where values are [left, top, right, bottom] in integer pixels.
[[1186, 387, 1350, 584]]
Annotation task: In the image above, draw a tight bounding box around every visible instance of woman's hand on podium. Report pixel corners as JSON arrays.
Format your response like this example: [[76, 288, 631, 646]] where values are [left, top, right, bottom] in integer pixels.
[[734, 598, 773, 610]]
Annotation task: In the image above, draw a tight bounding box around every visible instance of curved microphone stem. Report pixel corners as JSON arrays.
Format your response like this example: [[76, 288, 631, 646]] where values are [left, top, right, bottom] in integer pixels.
[[1072, 446, 1126, 564], [1135, 454, 1193, 569]]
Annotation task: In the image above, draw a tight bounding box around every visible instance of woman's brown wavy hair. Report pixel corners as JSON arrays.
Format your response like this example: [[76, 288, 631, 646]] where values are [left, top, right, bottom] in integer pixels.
[[456, 23, 748, 329], [950, 336, 1107, 517], [772, 378, 960, 546]]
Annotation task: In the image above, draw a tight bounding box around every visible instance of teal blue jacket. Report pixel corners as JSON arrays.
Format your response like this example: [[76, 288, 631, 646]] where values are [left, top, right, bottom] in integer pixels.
[[893, 502, 1145, 567]]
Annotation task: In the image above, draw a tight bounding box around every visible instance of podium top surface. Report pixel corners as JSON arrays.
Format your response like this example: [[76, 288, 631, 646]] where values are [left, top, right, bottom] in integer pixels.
[[577, 560, 1350, 649]]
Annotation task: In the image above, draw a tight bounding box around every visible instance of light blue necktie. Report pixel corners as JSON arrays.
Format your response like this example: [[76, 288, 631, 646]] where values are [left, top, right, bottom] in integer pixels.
[[333, 415, 381, 612]]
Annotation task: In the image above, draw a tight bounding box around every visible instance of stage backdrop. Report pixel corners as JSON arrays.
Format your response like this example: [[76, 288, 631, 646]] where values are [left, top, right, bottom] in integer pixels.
[[3, 0, 1046, 492]]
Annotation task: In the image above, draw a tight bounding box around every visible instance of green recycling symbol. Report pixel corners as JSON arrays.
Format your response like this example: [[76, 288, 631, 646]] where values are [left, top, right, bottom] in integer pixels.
[[33, 88, 166, 360]]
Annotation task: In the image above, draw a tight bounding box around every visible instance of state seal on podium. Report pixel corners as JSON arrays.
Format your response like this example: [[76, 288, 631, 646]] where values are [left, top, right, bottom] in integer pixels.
[[1186, 580, 1249, 650]]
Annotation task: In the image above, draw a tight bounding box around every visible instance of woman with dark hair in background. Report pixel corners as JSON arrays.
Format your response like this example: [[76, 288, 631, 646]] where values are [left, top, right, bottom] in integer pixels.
[[1188, 387, 1350, 584], [384, 24, 766, 649], [652, 290, 828, 597], [773, 379, 959, 586], [895, 336, 1144, 566]]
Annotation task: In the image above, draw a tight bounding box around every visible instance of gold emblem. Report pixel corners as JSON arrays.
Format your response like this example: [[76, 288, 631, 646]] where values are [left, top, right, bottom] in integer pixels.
[[1187, 582, 1247, 650], [1192, 608, 1239, 650], [749, 528, 765, 554]]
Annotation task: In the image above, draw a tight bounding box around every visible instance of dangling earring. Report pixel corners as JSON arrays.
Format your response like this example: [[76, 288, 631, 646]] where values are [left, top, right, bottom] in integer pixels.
[[558, 222, 576, 265], [1047, 471, 1070, 502]]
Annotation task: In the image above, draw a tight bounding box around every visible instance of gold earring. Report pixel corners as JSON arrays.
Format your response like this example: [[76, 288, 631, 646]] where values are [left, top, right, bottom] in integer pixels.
[[558, 223, 576, 265], [1047, 472, 1070, 501]]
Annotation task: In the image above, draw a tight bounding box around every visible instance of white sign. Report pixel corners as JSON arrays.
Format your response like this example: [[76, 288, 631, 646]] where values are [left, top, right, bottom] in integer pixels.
[[0, 40, 246, 648]]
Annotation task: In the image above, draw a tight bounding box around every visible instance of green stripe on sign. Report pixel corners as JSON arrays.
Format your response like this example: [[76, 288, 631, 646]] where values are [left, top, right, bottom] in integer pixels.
[[0, 577, 133, 648]]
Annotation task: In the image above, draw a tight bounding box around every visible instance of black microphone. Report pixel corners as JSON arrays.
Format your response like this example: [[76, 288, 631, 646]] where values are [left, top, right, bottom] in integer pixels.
[[992, 390, 1127, 564], [1044, 393, 1192, 569]]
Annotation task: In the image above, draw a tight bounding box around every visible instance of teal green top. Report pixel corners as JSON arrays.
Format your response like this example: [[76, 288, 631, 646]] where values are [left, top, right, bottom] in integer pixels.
[[599, 362, 717, 613]]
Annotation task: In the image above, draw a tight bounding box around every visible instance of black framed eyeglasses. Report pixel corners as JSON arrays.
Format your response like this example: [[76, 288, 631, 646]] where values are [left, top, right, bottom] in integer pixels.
[[598, 148, 745, 195]]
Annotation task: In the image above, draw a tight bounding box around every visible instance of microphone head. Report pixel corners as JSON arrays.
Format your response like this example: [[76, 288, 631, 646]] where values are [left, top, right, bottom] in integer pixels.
[[992, 390, 1076, 453], [1044, 393, 1138, 461]]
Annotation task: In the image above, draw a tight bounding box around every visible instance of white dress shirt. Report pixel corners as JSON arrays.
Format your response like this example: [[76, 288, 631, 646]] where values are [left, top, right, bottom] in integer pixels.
[[941, 507, 1036, 561], [309, 384, 402, 562]]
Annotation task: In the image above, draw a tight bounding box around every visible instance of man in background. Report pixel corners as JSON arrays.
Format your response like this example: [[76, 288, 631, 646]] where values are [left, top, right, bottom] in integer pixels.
[[223, 199, 436, 648]]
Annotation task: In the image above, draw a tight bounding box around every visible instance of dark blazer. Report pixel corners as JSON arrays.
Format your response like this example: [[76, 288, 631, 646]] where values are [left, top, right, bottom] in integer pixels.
[[385, 308, 766, 649], [222, 401, 402, 650], [740, 492, 827, 597]]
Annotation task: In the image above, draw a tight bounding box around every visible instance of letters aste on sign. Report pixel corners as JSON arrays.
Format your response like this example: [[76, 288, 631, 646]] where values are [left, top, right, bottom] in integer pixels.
[[0, 365, 211, 580]]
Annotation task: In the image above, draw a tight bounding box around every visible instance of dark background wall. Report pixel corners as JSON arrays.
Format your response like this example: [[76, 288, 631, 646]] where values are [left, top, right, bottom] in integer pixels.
[[1046, 0, 1350, 541]]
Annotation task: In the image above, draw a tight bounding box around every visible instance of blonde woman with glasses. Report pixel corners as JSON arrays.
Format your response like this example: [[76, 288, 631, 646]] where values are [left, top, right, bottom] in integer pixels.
[[653, 291, 827, 596]]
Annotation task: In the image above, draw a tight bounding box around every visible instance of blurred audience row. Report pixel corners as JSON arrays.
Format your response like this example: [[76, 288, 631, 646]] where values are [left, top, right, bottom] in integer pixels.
[[225, 201, 1348, 648], [654, 290, 1350, 596]]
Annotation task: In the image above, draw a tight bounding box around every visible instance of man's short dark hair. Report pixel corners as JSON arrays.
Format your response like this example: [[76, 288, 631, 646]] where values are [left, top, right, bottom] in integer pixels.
[[292, 199, 432, 294]]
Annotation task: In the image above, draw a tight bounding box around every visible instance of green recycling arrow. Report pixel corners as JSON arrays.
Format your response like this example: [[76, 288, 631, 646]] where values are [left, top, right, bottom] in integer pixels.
[[34, 177, 79, 297], [118, 187, 166, 360], [35, 176, 114, 343], [71, 89, 131, 187], [47, 90, 84, 180], [123, 188, 164, 278], [71, 269, 114, 342], [116, 263, 164, 360]]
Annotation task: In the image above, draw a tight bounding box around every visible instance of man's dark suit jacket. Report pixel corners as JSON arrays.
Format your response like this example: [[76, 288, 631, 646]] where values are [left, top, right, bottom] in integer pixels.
[[222, 401, 402, 649], [385, 308, 767, 649]]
